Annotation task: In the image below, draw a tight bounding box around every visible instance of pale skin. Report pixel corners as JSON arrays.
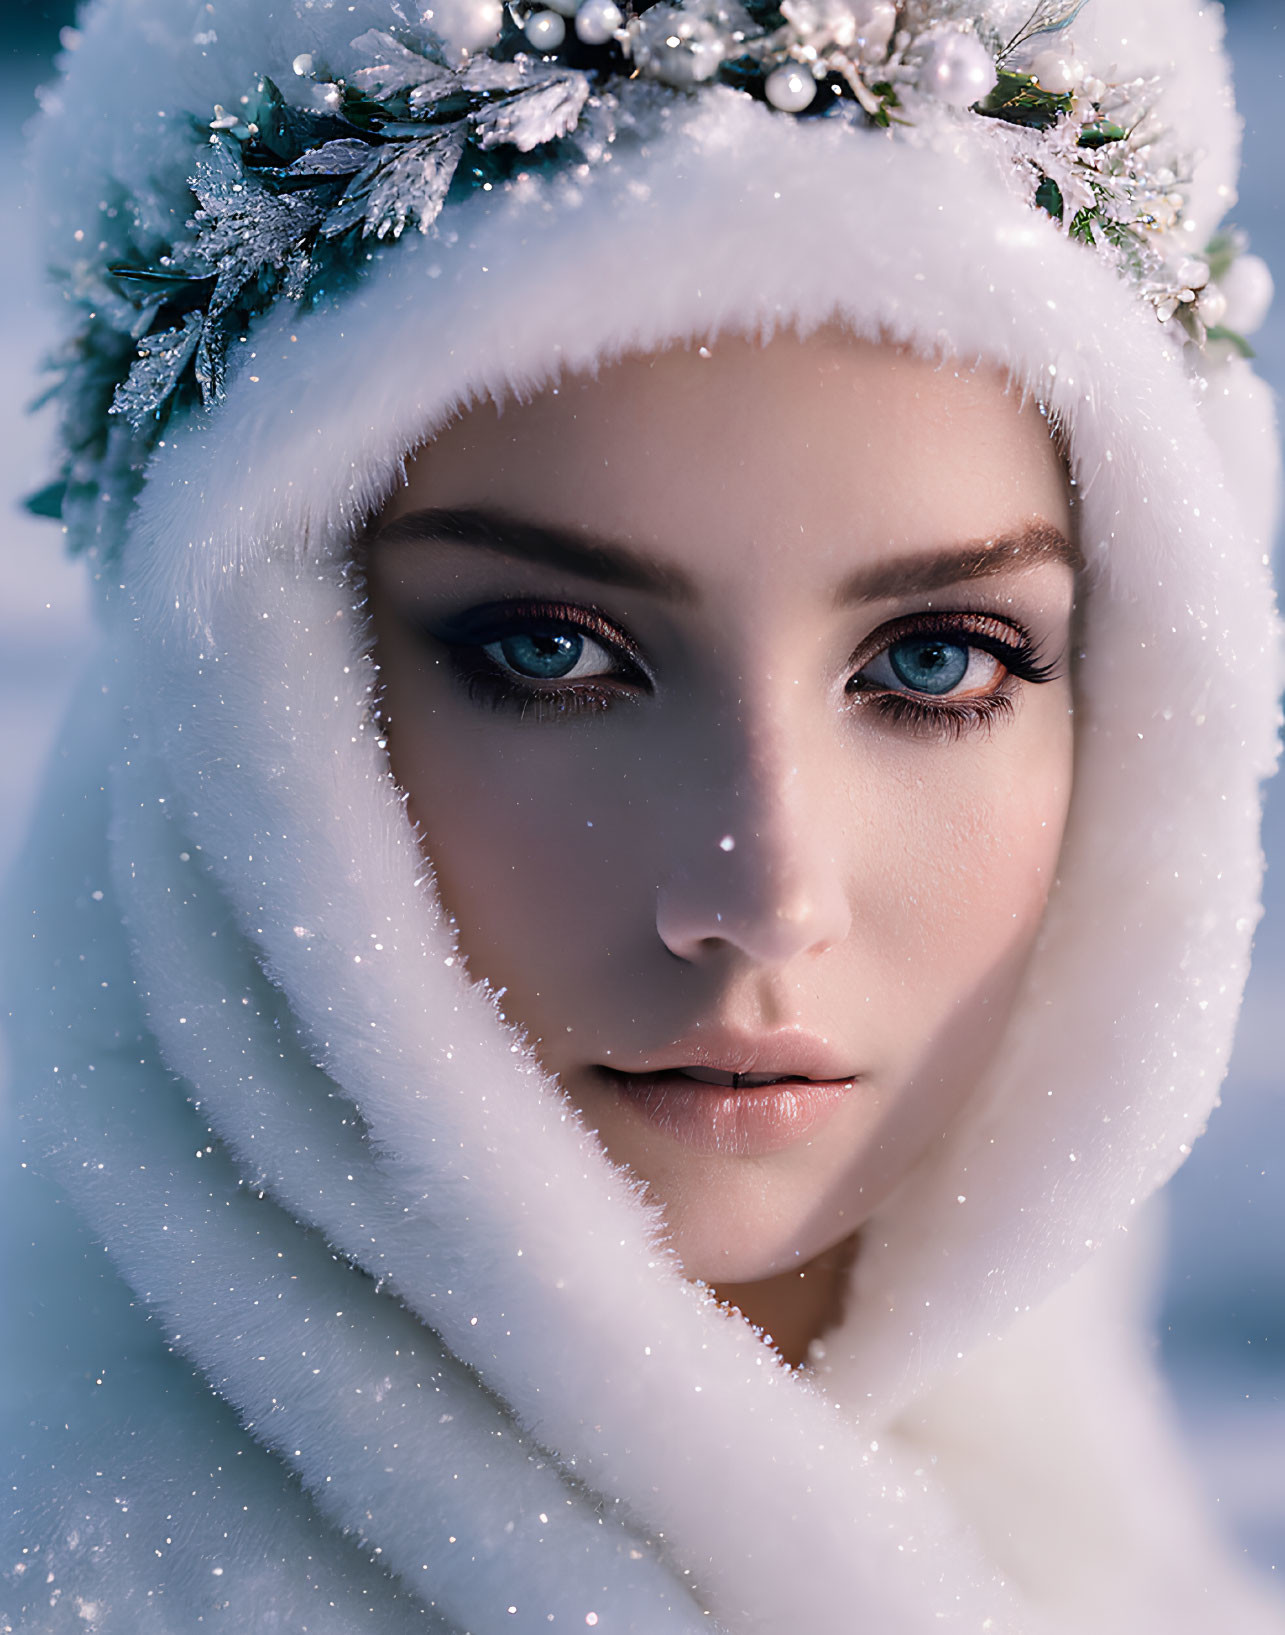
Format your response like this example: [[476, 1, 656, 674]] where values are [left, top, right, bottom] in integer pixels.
[[365, 330, 1077, 1366]]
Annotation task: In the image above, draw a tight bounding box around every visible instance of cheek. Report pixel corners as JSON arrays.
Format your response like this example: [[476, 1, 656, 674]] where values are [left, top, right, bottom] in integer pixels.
[[849, 688, 1073, 1084], [896, 757, 1066, 953], [391, 707, 656, 1040]]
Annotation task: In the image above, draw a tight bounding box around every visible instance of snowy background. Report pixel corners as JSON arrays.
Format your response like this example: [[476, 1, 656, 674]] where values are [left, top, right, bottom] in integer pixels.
[[1, 0, 1282, 1582]]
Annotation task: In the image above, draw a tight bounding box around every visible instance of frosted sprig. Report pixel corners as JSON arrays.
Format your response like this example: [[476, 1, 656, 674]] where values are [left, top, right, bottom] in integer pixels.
[[29, 0, 1259, 565]]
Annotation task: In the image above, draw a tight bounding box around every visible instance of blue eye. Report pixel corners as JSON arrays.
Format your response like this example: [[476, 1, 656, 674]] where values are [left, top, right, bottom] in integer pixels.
[[439, 601, 647, 719], [887, 636, 970, 696], [481, 625, 617, 685], [494, 631, 585, 679], [854, 625, 1006, 704]]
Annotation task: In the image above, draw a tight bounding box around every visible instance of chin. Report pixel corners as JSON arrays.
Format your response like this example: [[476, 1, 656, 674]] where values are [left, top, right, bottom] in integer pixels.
[[644, 1162, 867, 1286], [575, 1071, 915, 1284]]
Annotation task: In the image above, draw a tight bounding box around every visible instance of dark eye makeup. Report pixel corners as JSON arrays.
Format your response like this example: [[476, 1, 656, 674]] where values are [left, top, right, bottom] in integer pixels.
[[414, 597, 1059, 734], [844, 610, 1059, 738], [431, 600, 650, 719]]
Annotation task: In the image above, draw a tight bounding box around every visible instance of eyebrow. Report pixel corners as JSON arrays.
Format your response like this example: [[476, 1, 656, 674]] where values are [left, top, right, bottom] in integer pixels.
[[833, 523, 1083, 604], [370, 506, 1081, 605], [369, 506, 697, 601]]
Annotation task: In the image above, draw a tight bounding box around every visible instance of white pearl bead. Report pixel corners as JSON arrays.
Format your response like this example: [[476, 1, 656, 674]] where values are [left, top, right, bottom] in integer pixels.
[[764, 64, 816, 112], [574, 0, 623, 44], [1029, 48, 1085, 95], [920, 31, 997, 107], [421, 0, 504, 56], [525, 8, 567, 48]]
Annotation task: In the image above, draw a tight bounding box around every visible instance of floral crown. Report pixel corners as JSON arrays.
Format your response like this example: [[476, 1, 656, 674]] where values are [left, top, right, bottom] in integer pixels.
[[30, 0, 1263, 564]]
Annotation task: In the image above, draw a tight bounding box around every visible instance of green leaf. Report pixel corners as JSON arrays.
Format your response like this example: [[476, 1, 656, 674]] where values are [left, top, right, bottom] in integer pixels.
[[974, 70, 1071, 131], [23, 480, 67, 520], [1204, 229, 1244, 285], [1069, 207, 1096, 246], [107, 264, 216, 314], [243, 76, 295, 162], [1035, 175, 1064, 221], [1206, 324, 1255, 359], [1078, 120, 1127, 150]]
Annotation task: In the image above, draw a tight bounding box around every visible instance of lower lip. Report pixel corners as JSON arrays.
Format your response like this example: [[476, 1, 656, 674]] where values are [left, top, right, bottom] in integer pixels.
[[599, 1069, 857, 1157]]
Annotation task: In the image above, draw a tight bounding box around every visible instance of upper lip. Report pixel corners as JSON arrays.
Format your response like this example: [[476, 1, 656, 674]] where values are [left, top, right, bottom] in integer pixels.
[[600, 1028, 860, 1087]]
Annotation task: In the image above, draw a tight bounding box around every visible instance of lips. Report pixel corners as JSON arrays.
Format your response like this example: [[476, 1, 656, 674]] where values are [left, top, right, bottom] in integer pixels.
[[612, 1028, 859, 1087], [677, 1065, 813, 1090], [595, 1033, 859, 1157]]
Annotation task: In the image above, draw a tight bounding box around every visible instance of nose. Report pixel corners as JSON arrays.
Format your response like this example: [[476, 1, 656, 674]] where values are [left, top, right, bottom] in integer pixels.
[[653, 730, 853, 968]]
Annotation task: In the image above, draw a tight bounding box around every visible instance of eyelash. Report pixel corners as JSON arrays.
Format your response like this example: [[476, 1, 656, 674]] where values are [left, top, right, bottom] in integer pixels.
[[441, 601, 649, 722], [435, 602, 1058, 733], [844, 611, 1058, 740]]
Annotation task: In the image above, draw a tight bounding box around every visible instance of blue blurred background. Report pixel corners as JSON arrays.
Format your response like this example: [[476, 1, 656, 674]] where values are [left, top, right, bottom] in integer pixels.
[[1, 0, 1282, 1580]]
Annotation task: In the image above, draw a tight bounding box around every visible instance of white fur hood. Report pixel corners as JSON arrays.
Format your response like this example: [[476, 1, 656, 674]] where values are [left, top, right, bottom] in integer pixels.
[[3, 1, 1283, 1632]]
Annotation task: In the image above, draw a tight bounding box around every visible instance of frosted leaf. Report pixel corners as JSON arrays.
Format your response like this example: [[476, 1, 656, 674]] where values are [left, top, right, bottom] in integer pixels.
[[409, 79, 455, 112], [572, 92, 619, 163], [366, 129, 467, 237], [320, 170, 381, 238], [350, 29, 455, 98], [103, 264, 213, 340], [181, 142, 327, 322], [324, 127, 467, 240], [280, 247, 314, 301], [171, 142, 329, 399], [285, 139, 376, 176], [460, 57, 535, 95], [108, 312, 204, 430], [472, 71, 591, 153]]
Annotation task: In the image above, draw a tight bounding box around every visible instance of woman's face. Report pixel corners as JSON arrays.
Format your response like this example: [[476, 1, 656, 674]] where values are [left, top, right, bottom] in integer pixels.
[[366, 332, 1076, 1284]]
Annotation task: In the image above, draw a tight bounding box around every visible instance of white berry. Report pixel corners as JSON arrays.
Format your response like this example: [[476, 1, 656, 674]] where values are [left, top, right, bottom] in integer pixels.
[[920, 31, 997, 107], [574, 0, 623, 43], [764, 64, 817, 113], [525, 8, 567, 48], [1029, 49, 1086, 95], [420, 0, 504, 56], [1220, 253, 1274, 337]]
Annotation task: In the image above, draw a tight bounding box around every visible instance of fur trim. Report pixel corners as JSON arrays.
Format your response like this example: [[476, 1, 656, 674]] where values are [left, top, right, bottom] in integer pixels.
[[6, 2, 1281, 1631]]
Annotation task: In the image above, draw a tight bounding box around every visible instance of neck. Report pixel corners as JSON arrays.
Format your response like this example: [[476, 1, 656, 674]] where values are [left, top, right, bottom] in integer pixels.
[[712, 1233, 859, 1369]]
